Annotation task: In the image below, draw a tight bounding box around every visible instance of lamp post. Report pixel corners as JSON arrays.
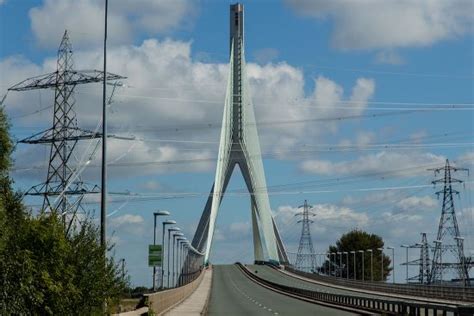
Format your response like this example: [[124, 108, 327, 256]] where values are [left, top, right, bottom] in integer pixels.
[[167, 227, 180, 288], [433, 240, 443, 283], [350, 251, 356, 280], [181, 238, 187, 285], [378, 248, 384, 282], [337, 252, 341, 277], [162, 220, 176, 289], [331, 253, 336, 276], [152, 211, 170, 291], [401, 244, 409, 283], [387, 246, 395, 283], [367, 249, 373, 282], [175, 239, 182, 287], [320, 253, 324, 274], [324, 252, 331, 275], [173, 232, 184, 287], [121, 258, 125, 281], [358, 250, 365, 281], [344, 252, 349, 279], [183, 243, 189, 284], [176, 237, 186, 287]]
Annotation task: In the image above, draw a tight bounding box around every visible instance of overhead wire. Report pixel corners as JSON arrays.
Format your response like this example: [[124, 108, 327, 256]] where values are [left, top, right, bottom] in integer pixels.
[[77, 90, 474, 111]]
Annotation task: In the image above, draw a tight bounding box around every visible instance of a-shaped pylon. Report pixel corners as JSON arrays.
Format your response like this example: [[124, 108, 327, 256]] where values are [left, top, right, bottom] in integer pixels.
[[191, 3, 288, 264]]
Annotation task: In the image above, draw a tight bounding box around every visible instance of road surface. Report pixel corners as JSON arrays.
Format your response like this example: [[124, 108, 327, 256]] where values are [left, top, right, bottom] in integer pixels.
[[207, 264, 357, 316]]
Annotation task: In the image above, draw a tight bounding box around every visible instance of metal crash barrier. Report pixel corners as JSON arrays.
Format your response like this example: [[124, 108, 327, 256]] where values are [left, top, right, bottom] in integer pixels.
[[285, 266, 474, 303], [237, 263, 474, 316]]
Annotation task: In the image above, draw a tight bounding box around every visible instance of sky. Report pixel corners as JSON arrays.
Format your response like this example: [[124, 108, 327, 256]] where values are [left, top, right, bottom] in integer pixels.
[[1, 0, 473, 287]]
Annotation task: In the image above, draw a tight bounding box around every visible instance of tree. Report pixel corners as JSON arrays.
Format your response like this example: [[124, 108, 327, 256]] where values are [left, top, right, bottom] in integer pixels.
[[0, 107, 127, 314], [323, 229, 391, 281]]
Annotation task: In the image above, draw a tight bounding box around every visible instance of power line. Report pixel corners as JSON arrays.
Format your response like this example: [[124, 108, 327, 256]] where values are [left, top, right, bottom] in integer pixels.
[[77, 91, 474, 110]]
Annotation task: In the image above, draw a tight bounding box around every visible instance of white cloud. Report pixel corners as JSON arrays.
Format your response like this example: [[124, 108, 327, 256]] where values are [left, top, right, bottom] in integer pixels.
[[286, 0, 474, 50], [301, 151, 445, 176], [29, 0, 195, 48], [111, 214, 144, 227], [458, 151, 474, 165], [396, 195, 437, 212], [229, 221, 251, 235], [213, 228, 225, 242], [274, 203, 369, 235], [141, 180, 161, 191], [5, 37, 375, 180]]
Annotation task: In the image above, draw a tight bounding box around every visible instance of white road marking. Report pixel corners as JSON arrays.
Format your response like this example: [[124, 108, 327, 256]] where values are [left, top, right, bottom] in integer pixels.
[[230, 277, 280, 315]]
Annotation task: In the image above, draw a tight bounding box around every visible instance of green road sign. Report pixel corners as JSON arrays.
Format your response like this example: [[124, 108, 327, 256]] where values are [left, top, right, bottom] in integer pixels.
[[148, 244, 162, 267]]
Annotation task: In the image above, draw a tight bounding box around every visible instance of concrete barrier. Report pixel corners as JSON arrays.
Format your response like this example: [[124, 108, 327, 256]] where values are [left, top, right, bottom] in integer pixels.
[[145, 268, 206, 315], [112, 306, 149, 316]]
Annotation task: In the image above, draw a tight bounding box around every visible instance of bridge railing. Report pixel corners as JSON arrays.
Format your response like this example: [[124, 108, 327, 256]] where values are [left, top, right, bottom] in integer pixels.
[[284, 266, 474, 303], [145, 267, 207, 315], [238, 263, 474, 316]]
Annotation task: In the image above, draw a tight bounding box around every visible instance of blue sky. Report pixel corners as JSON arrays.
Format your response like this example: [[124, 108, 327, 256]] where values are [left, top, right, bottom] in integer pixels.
[[1, 0, 473, 287]]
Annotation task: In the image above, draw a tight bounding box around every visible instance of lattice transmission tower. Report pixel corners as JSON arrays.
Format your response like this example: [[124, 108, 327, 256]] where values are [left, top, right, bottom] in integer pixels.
[[405, 233, 431, 284], [428, 159, 470, 286], [8, 30, 125, 230], [295, 200, 316, 272], [418, 233, 431, 284]]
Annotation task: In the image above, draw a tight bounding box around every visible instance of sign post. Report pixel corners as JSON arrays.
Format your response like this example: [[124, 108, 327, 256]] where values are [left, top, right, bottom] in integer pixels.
[[149, 245, 162, 267]]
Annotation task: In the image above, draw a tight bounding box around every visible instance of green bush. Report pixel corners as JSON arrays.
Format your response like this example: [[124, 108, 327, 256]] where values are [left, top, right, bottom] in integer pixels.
[[0, 105, 127, 314]]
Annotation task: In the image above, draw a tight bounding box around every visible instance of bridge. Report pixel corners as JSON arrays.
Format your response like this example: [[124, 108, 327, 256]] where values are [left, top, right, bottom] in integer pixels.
[[6, 2, 473, 316], [125, 4, 474, 315]]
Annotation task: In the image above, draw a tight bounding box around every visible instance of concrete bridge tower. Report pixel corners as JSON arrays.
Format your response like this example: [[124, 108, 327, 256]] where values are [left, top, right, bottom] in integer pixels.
[[191, 3, 288, 265]]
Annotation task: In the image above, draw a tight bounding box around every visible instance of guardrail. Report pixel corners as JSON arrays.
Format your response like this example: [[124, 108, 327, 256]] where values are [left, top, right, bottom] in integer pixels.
[[237, 263, 474, 316], [284, 266, 474, 303]]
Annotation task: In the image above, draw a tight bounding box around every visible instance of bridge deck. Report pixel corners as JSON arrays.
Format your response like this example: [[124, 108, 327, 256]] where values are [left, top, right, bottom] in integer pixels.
[[248, 265, 464, 306], [207, 264, 357, 315]]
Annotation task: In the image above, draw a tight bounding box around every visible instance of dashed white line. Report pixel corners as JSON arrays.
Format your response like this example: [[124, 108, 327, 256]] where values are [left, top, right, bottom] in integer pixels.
[[230, 279, 280, 314]]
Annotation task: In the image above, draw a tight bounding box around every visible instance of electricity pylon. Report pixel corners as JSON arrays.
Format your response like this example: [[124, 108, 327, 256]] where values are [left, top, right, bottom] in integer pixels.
[[406, 233, 431, 284], [428, 159, 470, 286], [9, 30, 125, 231], [418, 233, 431, 284], [295, 200, 316, 272], [191, 3, 288, 265]]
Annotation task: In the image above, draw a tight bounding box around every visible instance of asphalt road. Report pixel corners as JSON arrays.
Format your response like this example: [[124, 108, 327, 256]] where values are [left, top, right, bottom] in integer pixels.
[[207, 264, 357, 316], [247, 265, 380, 298]]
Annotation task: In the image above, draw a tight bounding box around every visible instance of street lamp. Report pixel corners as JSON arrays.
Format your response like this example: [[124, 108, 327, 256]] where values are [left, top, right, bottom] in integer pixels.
[[167, 227, 180, 288], [358, 250, 365, 281], [378, 248, 384, 282], [387, 246, 395, 283], [367, 249, 373, 282], [172, 232, 184, 287], [331, 252, 336, 277], [152, 211, 170, 291], [324, 252, 329, 276], [183, 242, 190, 284], [433, 240, 443, 283], [176, 237, 186, 287], [344, 252, 348, 279], [121, 258, 125, 282], [325, 252, 329, 275], [336, 251, 342, 277], [401, 244, 410, 283], [350, 251, 356, 280], [162, 220, 177, 288]]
